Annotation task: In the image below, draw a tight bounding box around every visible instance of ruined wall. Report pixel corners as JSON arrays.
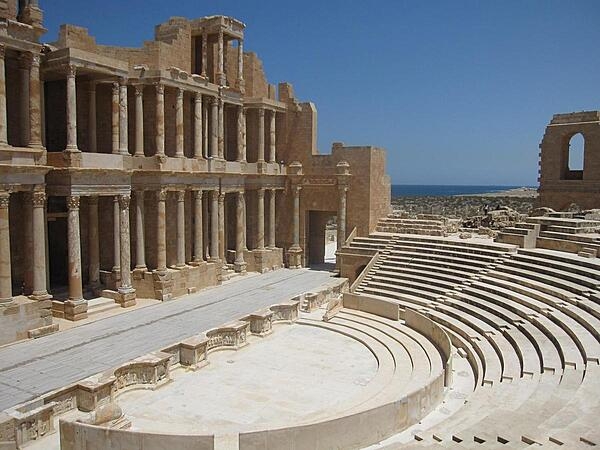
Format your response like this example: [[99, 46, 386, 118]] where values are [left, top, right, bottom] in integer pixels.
[[243, 52, 270, 98], [0, 0, 18, 21]]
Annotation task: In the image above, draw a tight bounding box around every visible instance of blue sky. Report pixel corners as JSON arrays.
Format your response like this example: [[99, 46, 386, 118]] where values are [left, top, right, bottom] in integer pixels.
[[42, 1, 600, 185]]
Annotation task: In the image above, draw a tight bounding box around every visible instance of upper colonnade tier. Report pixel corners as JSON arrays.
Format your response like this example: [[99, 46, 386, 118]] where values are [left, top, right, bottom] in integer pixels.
[[189, 15, 245, 39]]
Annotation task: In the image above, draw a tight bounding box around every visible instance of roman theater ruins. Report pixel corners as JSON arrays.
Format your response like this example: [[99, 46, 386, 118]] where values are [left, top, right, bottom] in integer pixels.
[[1, 2, 600, 450]]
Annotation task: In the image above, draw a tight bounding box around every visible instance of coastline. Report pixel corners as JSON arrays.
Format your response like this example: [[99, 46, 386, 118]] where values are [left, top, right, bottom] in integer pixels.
[[458, 187, 538, 198]]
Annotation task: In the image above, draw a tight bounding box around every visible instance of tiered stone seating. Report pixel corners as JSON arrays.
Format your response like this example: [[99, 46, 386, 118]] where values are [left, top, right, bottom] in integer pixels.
[[344, 232, 600, 448], [375, 214, 452, 236]]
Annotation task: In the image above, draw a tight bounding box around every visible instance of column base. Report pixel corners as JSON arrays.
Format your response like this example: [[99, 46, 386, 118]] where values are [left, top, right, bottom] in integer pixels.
[[287, 247, 303, 269], [115, 287, 137, 308], [257, 161, 267, 174], [188, 259, 206, 267], [64, 299, 88, 321], [152, 269, 173, 301], [29, 291, 52, 302], [234, 260, 247, 274], [62, 149, 82, 167]]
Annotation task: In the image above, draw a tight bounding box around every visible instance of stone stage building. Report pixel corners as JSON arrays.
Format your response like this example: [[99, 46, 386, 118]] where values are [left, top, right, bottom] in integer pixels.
[[0, 2, 390, 338]]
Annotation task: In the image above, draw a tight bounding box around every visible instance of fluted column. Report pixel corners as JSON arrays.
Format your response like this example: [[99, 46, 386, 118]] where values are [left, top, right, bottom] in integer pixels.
[[65, 65, 78, 151], [210, 97, 218, 158], [0, 45, 7, 145], [112, 197, 120, 276], [237, 39, 245, 93], [175, 190, 186, 267], [269, 110, 276, 163], [28, 191, 49, 300], [217, 30, 225, 85], [236, 106, 246, 162], [88, 83, 97, 153], [218, 98, 224, 159], [155, 84, 165, 157], [209, 190, 219, 262], [119, 80, 128, 155], [257, 108, 265, 163], [193, 190, 204, 263], [337, 186, 348, 249], [194, 92, 203, 159], [201, 33, 208, 78], [234, 191, 246, 273], [175, 88, 184, 157], [28, 53, 42, 148], [268, 189, 276, 248], [218, 192, 225, 264], [134, 190, 146, 270], [256, 188, 265, 250], [156, 189, 167, 272], [202, 102, 208, 158], [118, 195, 133, 291], [134, 85, 144, 156], [0, 192, 11, 303], [66, 195, 83, 302], [111, 82, 119, 154], [88, 196, 100, 287]]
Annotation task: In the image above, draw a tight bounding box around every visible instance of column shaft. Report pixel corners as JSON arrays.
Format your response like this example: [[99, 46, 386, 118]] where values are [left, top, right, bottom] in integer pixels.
[[237, 39, 245, 92], [257, 108, 265, 163], [175, 88, 184, 157], [218, 193, 225, 263], [217, 30, 225, 85], [209, 190, 219, 262], [0, 45, 7, 145], [134, 86, 144, 156], [176, 190, 185, 267], [194, 93, 203, 158], [88, 83, 97, 152], [118, 195, 133, 290], [112, 196, 120, 273], [292, 186, 301, 247], [200, 33, 207, 78], [88, 196, 100, 285], [111, 82, 119, 154], [257, 188, 265, 249], [193, 190, 204, 263], [236, 106, 245, 162], [135, 191, 146, 269], [268, 189, 276, 248], [210, 97, 218, 158], [65, 65, 78, 151], [19, 54, 29, 146], [67, 196, 83, 301], [155, 84, 165, 157], [337, 187, 348, 249], [234, 191, 246, 272], [156, 189, 167, 271], [0, 193, 11, 302], [269, 110, 276, 162], [28, 53, 42, 148], [218, 99, 224, 159], [119, 81, 128, 154]]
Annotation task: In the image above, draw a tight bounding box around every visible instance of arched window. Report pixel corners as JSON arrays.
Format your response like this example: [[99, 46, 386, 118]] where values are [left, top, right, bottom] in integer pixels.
[[563, 133, 585, 180]]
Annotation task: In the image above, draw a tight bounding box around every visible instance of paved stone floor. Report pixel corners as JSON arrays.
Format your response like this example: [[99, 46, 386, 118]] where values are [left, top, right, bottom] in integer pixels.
[[0, 268, 334, 411]]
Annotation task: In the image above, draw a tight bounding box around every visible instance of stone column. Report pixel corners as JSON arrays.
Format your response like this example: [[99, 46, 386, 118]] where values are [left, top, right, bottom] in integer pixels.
[[175, 88, 184, 157], [88, 83, 97, 153], [0, 45, 7, 145], [209, 190, 219, 262], [218, 192, 225, 264], [117, 194, 135, 306], [156, 189, 167, 272], [194, 92, 203, 159], [134, 85, 144, 156], [210, 97, 218, 158], [237, 39, 245, 93], [155, 84, 165, 157], [110, 197, 120, 279], [192, 190, 204, 264], [234, 191, 246, 273], [288, 185, 303, 269], [203, 102, 208, 158], [236, 106, 246, 162], [66, 195, 86, 320], [257, 108, 265, 163], [134, 190, 146, 270], [18, 54, 30, 146], [88, 196, 100, 287], [268, 189, 276, 248], [256, 188, 265, 250], [217, 30, 225, 85], [218, 99, 224, 159], [65, 65, 78, 151], [29, 191, 49, 300], [269, 110, 276, 163], [337, 186, 348, 249], [0, 192, 11, 303], [111, 82, 119, 154], [28, 53, 42, 148], [201, 33, 208, 78], [119, 80, 128, 155], [175, 190, 186, 267]]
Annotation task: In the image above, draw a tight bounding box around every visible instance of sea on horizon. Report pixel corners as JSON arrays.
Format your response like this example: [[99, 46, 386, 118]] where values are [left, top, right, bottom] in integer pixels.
[[392, 185, 534, 197]]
